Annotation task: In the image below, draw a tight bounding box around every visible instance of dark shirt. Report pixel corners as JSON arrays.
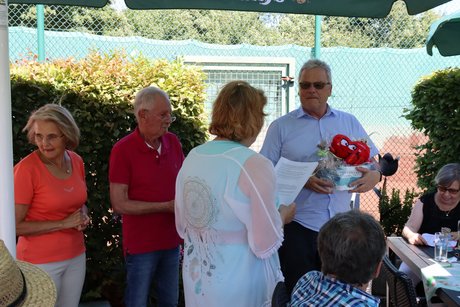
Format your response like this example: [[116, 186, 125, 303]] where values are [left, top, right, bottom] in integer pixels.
[[418, 192, 460, 234]]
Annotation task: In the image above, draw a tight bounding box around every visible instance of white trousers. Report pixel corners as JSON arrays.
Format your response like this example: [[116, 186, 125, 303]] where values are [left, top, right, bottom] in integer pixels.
[[36, 252, 86, 307]]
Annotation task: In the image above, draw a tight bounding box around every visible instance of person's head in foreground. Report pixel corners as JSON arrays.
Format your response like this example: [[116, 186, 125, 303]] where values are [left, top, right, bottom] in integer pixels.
[[0, 240, 56, 306], [319, 210, 386, 287], [209, 80, 267, 147]]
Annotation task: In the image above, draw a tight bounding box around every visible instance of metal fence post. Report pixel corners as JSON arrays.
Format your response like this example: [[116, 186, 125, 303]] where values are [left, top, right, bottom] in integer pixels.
[[37, 4, 45, 61], [313, 15, 322, 59]]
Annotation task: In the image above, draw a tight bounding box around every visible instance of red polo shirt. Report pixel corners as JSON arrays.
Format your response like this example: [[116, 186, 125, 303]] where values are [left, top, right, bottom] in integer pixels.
[[109, 128, 184, 255]]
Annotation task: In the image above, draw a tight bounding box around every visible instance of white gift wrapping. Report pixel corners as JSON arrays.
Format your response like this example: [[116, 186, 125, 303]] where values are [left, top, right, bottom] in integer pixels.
[[334, 163, 372, 191]]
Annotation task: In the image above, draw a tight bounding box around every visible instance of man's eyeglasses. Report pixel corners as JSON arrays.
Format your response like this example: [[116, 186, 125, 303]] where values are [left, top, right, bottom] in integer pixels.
[[156, 114, 176, 122], [299, 82, 331, 90], [143, 109, 176, 122], [437, 185, 460, 195], [34, 133, 64, 144]]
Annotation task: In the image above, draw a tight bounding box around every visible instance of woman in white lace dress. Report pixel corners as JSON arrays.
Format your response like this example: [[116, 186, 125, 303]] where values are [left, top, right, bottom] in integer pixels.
[[175, 80, 295, 307]]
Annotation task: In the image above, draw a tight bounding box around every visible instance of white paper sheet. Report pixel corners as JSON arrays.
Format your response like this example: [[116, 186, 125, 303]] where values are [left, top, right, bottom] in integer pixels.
[[422, 233, 457, 248], [274, 157, 318, 205]]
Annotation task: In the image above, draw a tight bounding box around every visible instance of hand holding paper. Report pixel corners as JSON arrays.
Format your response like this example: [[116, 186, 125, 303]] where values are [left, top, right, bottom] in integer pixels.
[[279, 203, 296, 225], [274, 157, 318, 204], [304, 175, 334, 194]]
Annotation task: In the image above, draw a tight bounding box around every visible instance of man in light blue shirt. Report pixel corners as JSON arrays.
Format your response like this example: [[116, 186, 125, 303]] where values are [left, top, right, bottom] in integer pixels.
[[260, 59, 381, 293]]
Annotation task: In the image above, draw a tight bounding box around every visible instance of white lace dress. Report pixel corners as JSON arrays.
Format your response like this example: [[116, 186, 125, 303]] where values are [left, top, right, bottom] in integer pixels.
[[175, 140, 284, 307]]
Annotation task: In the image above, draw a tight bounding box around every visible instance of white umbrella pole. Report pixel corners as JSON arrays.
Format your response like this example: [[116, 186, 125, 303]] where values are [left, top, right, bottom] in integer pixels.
[[0, 0, 17, 256]]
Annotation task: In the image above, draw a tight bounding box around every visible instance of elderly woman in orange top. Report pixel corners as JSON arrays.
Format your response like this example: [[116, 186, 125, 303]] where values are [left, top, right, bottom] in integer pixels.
[[14, 104, 89, 307]]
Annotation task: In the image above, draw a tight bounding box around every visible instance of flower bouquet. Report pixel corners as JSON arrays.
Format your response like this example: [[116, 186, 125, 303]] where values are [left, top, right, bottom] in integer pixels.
[[316, 134, 372, 191]]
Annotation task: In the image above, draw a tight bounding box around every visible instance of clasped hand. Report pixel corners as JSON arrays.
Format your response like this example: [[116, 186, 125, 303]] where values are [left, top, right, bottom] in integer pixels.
[[63, 207, 90, 231]]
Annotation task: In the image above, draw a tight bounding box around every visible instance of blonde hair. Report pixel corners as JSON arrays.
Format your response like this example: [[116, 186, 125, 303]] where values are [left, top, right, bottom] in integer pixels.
[[23, 104, 80, 150], [209, 81, 267, 142]]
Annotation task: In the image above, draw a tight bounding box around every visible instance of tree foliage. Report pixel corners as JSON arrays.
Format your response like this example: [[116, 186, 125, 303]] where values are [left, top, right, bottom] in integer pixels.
[[404, 67, 460, 190], [10, 52, 208, 304], [378, 178, 417, 236]]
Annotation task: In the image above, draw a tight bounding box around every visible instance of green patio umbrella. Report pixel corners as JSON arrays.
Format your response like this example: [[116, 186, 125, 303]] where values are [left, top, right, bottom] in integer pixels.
[[426, 11, 460, 56], [9, 0, 452, 18]]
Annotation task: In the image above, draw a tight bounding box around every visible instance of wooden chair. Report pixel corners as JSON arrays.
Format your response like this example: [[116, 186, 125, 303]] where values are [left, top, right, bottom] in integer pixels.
[[381, 255, 426, 307], [271, 281, 290, 307]]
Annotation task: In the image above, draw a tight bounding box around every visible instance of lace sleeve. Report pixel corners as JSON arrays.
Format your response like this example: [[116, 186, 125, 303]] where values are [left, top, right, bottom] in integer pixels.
[[238, 154, 283, 259]]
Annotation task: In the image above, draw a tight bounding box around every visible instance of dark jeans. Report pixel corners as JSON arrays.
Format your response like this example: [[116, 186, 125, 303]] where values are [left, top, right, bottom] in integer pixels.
[[279, 221, 321, 295], [125, 247, 179, 307]]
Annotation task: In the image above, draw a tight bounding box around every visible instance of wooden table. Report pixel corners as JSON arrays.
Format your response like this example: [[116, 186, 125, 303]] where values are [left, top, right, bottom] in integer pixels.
[[387, 236, 460, 307]]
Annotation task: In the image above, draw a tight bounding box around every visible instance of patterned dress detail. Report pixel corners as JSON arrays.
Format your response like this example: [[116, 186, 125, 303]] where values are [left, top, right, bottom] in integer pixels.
[[175, 140, 284, 307]]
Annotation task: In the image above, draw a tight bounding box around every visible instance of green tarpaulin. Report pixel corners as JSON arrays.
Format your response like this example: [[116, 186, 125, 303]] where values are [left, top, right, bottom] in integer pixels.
[[9, 0, 452, 18]]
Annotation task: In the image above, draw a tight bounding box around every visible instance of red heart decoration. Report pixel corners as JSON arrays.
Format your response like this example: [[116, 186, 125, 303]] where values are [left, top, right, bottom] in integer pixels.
[[329, 134, 370, 165]]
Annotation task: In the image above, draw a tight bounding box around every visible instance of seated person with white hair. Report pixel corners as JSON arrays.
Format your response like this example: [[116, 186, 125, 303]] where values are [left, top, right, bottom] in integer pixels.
[[290, 210, 386, 307]]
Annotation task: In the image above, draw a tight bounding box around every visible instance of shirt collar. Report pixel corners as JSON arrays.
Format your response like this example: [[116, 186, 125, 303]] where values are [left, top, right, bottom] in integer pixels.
[[321, 273, 378, 303], [133, 127, 167, 153], [295, 104, 337, 119]]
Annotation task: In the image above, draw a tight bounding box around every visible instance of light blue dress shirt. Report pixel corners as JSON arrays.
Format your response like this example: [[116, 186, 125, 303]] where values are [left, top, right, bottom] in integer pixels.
[[260, 105, 378, 232]]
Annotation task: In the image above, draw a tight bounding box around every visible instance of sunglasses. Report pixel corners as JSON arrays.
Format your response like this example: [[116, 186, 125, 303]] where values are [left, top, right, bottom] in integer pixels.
[[299, 82, 331, 90], [437, 185, 460, 195]]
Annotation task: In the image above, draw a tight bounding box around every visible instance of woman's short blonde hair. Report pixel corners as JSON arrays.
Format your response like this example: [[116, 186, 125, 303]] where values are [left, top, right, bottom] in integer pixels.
[[209, 80, 267, 142], [23, 104, 80, 150]]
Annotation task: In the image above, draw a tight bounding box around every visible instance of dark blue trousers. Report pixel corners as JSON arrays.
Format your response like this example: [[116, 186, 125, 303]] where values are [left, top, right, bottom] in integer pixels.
[[279, 221, 322, 295]]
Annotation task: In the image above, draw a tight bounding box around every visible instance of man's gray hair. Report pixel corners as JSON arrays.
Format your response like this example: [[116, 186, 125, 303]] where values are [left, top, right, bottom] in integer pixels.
[[133, 86, 170, 121], [298, 59, 332, 83]]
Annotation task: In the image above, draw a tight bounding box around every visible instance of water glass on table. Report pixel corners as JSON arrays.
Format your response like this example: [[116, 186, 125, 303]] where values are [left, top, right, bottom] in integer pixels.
[[434, 232, 449, 262], [457, 220, 460, 249]]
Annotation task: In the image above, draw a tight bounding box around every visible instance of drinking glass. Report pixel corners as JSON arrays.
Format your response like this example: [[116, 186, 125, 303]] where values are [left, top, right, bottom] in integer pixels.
[[457, 220, 460, 249], [434, 232, 449, 262]]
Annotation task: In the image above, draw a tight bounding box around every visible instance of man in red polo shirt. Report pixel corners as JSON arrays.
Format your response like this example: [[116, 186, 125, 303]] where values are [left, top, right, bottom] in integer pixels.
[[109, 86, 184, 307]]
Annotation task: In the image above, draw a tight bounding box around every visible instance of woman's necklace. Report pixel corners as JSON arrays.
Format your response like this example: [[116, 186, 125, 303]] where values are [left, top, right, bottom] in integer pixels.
[[40, 152, 70, 174], [439, 207, 453, 217], [436, 193, 456, 217]]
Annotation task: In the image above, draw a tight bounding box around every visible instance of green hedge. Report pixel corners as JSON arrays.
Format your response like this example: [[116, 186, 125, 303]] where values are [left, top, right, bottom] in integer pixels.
[[378, 177, 417, 236], [404, 67, 460, 190], [11, 52, 208, 304]]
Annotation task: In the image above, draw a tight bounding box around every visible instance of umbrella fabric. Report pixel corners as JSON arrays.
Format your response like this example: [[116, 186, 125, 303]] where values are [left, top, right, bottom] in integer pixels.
[[426, 11, 460, 56], [9, 0, 107, 7], [9, 0, 452, 18]]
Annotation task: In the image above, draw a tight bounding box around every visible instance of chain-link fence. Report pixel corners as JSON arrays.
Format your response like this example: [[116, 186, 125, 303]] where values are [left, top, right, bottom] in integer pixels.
[[7, 3, 460, 217]]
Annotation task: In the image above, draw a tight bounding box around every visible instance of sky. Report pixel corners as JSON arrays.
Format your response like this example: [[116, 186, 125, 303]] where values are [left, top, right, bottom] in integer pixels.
[[434, 0, 460, 15]]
